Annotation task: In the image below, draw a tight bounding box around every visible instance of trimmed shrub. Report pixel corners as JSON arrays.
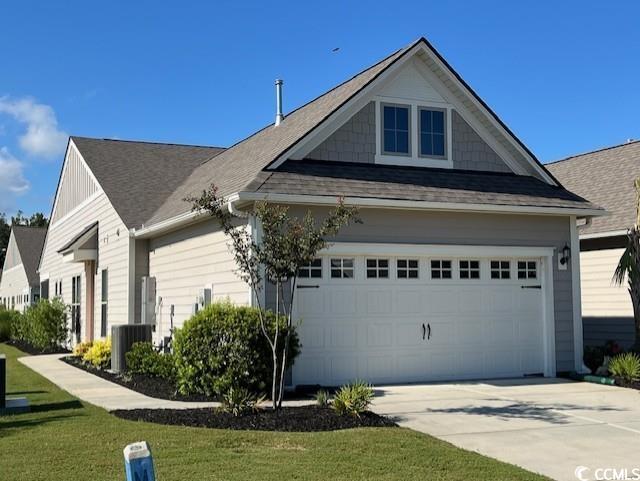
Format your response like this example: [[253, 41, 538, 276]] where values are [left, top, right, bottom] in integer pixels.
[[83, 338, 111, 369], [584, 345, 605, 374], [72, 341, 93, 358], [609, 352, 640, 383], [0, 308, 20, 342], [221, 386, 264, 417], [173, 302, 300, 397], [315, 389, 330, 407], [332, 380, 374, 417], [14, 299, 67, 350], [125, 342, 176, 380]]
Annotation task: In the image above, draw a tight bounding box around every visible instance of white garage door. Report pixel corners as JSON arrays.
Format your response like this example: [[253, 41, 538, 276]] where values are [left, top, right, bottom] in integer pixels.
[[292, 245, 550, 386]]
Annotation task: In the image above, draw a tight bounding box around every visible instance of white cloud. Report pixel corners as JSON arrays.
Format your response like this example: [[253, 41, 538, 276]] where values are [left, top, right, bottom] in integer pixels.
[[0, 96, 67, 159], [0, 147, 29, 212]]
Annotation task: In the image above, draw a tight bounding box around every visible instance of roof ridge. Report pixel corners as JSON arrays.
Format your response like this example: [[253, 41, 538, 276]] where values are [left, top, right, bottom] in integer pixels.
[[12, 224, 47, 230], [547, 139, 640, 165], [71, 135, 226, 151]]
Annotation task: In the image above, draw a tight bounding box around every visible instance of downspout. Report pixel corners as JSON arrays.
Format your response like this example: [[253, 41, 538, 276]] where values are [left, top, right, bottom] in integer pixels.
[[227, 197, 249, 218]]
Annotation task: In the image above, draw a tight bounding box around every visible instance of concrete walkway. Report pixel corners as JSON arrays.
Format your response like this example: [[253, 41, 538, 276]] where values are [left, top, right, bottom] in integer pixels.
[[19, 354, 220, 411], [371, 378, 640, 481], [19, 354, 313, 411]]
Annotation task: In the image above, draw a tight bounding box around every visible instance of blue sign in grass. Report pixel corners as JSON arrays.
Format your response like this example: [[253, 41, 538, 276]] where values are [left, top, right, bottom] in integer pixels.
[[124, 441, 156, 481]]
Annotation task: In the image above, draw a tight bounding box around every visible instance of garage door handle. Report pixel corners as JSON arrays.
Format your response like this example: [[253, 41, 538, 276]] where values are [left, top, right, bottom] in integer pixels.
[[521, 285, 542, 289], [298, 285, 320, 289], [427, 323, 431, 340], [422, 323, 426, 340]]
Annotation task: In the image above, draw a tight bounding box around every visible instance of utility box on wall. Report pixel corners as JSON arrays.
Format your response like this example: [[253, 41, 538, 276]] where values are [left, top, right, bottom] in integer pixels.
[[141, 276, 156, 325]]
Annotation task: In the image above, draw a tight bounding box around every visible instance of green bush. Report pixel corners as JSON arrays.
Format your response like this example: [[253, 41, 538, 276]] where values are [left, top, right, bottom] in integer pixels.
[[0, 308, 20, 342], [13, 299, 67, 350], [173, 302, 300, 397], [83, 338, 111, 369], [609, 352, 640, 383], [315, 389, 330, 407], [220, 386, 264, 417], [126, 342, 176, 380], [332, 380, 374, 417]]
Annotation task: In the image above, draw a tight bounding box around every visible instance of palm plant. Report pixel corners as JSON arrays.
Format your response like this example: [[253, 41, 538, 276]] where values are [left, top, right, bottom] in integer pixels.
[[613, 178, 640, 350]]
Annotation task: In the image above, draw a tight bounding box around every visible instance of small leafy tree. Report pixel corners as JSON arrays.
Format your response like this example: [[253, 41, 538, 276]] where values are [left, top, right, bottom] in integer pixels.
[[188, 186, 359, 409], [613, 178, 640, 350]]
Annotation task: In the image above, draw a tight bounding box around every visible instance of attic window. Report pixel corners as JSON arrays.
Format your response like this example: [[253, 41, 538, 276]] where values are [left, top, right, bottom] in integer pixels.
[[419, 108, 446, 158], [382, 104, 410, 155]]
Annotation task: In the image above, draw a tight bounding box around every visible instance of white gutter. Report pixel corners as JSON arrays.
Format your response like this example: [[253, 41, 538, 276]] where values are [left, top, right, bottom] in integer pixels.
[[132, 193, 247, 239], [579, 228, 628, 240], [132, 191, 605, 239]]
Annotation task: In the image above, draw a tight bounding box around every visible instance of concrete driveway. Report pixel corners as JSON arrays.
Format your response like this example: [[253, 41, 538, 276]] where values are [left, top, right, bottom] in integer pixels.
[[371, 378, 640, 481]]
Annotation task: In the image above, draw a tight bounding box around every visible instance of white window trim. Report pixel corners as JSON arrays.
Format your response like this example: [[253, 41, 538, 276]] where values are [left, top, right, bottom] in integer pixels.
[[374, 96, 453, 169]]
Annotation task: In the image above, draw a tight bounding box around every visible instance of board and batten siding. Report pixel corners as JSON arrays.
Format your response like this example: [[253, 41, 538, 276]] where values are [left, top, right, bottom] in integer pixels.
[[40, 190, 131, 339], [580, 248, 635, 348], [148, 218, 250, 340], [279, 206, 575, 372], [51, 143, 100, 224]]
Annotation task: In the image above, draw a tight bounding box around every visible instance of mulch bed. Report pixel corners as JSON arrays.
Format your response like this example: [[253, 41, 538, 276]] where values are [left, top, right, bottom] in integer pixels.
[[613, 377, 640, 391], [113, 405, 397, 432], [7, 340, 70, 355], [62, 355, 216, 402]]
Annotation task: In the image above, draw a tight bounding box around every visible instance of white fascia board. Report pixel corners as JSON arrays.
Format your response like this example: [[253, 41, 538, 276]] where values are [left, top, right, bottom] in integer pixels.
[[579, 229, 628, 240], [236, 192, 606, 218], [132, 194, 241, 239], [416, 47, 556, 185], [323, 242, 555, 258]]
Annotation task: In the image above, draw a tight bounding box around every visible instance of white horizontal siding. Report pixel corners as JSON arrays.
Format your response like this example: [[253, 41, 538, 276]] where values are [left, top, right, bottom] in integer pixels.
[[580, 248, 633, 317], [0, 265, 30, 310], [40, 191, 130, 340], [149, 219, 250, 339]]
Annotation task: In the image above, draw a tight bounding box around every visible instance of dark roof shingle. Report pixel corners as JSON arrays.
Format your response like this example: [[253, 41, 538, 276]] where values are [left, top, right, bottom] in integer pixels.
[[72, 137, 225, 229], [547, 141, 640, 235], [12, 225, 47, 286], [251, 160, 600, 212], [145, 41, 415, 225]]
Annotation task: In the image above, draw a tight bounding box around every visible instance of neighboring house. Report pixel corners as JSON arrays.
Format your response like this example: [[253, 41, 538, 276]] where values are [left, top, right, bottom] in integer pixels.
[[548, 141, 640, 349], [0, 225, 47, 311], [39, 37, 603, 386]]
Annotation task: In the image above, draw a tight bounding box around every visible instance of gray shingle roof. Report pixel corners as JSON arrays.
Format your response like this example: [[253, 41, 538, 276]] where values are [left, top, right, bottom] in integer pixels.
[[12, 225, 47, 286], [547, 141, 640, 235], [249, 160, 600, 211], [72, 137, 225, 229], [145, 41, 415, 226]]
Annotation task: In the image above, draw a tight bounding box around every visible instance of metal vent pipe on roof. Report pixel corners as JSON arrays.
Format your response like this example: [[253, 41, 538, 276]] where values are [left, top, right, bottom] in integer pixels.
[[275, 79, 284, 126]]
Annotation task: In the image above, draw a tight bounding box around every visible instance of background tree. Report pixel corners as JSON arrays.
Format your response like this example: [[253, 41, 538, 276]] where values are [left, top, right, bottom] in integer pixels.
[[613, 178, 640, 350], [189, 186, 359, 409], [0, 211, 49, 267]]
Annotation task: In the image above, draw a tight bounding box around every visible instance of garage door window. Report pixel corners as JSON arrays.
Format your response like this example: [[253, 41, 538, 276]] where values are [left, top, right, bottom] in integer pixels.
[[397, 259, 419, 279], [331, 258, 354, 279], [517, 261, 537, 279], [431, 260, 452, 279], [366, 259, 389, 278], [299, 259, 322, 278], [459, 260, 480, 279], [490, 260, 511, 279]]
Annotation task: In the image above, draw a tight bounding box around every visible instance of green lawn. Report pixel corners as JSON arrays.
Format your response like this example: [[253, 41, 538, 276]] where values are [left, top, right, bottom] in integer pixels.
[[0, 344, 548, 481]]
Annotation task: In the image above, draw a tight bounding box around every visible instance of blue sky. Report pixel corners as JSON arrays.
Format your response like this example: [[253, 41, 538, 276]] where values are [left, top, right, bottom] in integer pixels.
[[0, 0, 638, 217]]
